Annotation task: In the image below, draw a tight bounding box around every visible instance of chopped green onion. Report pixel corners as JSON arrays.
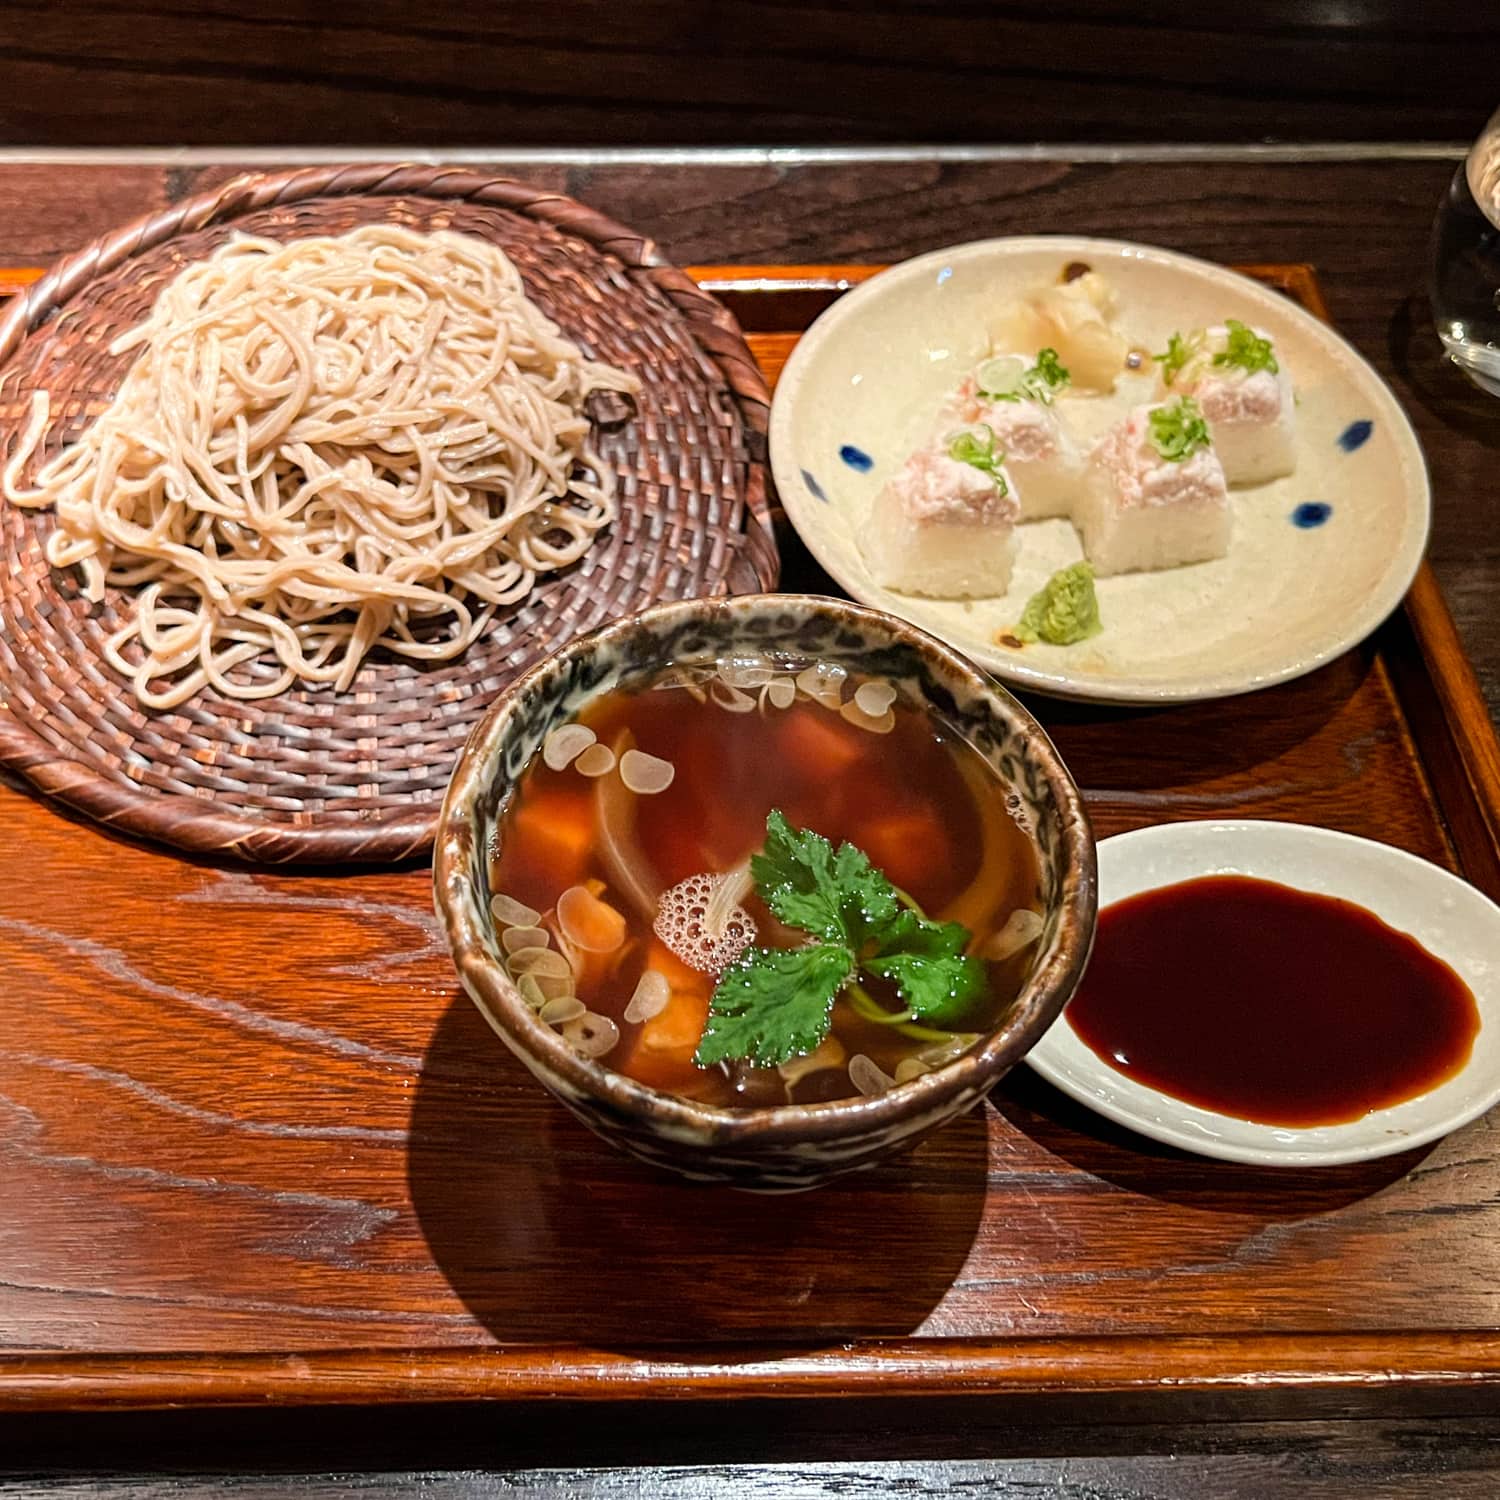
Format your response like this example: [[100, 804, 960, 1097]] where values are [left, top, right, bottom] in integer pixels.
[[1213, 319, 1279, 376], [947, 424, 1010, 496], [978, 349, 1071, 406], [1147, 396, 1213, 463], [976, 355, 1025, 400], [1153, 330, 1204, 387], [1024, 347, 1071, 404]]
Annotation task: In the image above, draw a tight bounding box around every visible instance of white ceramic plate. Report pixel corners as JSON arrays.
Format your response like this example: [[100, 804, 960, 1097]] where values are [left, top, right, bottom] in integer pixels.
[[1026, 821, 1500, 1166], [769, 237, 1430, 704]]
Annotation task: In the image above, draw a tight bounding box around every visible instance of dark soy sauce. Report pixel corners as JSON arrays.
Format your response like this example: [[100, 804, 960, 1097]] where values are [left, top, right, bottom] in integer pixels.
[[1066, 875, 1480, 1127]]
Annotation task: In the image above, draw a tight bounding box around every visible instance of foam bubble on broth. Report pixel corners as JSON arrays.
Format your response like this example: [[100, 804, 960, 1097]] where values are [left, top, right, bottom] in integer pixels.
[[654, 872, 756, 973], [1004, 789, 1034, 835]]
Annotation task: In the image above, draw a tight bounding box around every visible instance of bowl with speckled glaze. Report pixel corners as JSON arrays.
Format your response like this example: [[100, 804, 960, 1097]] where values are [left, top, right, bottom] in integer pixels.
[[433, 592, 1096, 1188]]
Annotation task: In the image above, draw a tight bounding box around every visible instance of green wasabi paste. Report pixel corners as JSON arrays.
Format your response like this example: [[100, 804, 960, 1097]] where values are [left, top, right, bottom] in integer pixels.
[[1016, 562, 1102, 646]]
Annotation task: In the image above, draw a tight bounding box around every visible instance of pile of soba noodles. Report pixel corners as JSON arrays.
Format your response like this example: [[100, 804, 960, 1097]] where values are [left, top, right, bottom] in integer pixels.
[[1, 225, 638, 709]]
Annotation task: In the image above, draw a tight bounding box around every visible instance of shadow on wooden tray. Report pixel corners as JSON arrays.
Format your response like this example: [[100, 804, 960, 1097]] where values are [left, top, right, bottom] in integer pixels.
[[407, 996, 988, 1347], [1029, 647, 1380, 795], [990, 1069, 1429, 1219]]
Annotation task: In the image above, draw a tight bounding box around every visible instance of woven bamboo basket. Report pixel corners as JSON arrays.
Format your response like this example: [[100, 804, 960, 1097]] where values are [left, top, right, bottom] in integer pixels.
[[0, 164, 777, 864]]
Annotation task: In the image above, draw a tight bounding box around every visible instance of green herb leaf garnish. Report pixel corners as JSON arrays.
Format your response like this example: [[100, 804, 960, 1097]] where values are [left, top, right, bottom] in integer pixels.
[[1147, 396, 1212, 463], [979, 347, 1071, 406], [864, 910, 987, 1020], [694, 944, 854, 1070], [947, 424, 1009, 496], [1153, 330, 1204, 388], [693, 811, 987, 1068], [751, 809, 899, 950], [1213, 318, 1279, 376]]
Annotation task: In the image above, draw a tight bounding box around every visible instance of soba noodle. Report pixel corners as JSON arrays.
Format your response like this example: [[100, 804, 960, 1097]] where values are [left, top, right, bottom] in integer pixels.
[[1, 225, 638, 709]]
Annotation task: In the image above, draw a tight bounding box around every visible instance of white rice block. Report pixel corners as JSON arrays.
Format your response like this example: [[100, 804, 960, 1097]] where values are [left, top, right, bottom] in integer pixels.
[[943, 375, 1085, 521], [1180, 326, 1296, 486], [1077, 405, 1231, 577], [975, 398, 1084, 522], [859, 443, 1019, 599]]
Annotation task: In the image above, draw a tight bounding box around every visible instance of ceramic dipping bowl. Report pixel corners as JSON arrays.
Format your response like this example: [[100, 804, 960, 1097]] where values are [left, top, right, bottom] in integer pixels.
[[434, 592, 1096, 1188]]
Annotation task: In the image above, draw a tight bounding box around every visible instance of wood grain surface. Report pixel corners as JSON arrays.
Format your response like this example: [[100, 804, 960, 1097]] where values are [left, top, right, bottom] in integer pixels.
[[0, 3, 1495, 147], [3, 156, 1500, 1491]]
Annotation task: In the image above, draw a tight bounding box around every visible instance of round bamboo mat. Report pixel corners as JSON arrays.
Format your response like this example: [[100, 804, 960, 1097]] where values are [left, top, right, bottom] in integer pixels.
[[0, 165, 776, 863]]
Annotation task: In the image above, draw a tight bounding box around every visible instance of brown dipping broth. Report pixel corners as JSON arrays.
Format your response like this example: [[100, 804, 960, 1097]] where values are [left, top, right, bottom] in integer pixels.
[[1067, 874, 1481, 1127], [489, 662, 1042, 1107]]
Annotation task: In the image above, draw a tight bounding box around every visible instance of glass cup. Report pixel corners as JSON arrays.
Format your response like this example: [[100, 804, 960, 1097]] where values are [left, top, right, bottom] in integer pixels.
[[1431, 106, 1500, 397]]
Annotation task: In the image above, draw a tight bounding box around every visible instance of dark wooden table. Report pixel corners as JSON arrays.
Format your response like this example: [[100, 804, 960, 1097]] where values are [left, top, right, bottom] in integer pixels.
[[2, 147, 1499, 1498]]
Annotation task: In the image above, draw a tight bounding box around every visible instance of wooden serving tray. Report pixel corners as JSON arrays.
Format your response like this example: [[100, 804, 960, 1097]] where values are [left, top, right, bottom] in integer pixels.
[[2, 262, 1499, 1418]]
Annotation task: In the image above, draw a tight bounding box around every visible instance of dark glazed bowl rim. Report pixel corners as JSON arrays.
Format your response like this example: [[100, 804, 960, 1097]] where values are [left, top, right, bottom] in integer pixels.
[[434, 592, 1097, 1150]]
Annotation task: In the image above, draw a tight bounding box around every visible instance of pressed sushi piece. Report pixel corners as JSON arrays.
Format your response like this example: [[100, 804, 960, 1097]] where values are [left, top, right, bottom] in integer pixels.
[[944, 349, 1085, 521], [859, 424, 1020, 599], [1076, 397, 1231, 577], [1155, 320, 1296, 486]]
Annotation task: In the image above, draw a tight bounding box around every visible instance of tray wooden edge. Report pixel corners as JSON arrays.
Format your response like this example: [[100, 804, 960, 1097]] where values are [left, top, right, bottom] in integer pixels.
[[5, 1331, 1500, 1415], [1386, 564, 1500, 897]]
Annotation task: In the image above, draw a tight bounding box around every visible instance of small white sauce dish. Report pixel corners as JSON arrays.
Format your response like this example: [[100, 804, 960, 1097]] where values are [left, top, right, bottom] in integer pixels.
[[1027, 820, 1500, 1166]]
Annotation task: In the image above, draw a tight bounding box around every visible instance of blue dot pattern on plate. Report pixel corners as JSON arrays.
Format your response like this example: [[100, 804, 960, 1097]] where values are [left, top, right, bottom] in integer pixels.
[[839, 444, 874, 472], [1338, 419, 1373, 452], [1292, 502, 1332, 529], [801, 469, 828, 503]]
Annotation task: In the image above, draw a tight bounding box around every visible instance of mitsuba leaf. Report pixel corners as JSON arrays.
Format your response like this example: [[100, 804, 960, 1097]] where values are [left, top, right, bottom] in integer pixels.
[[866, 911, 987, 1025], [751, 810, 899, 949], [694, 942, 855, 1069]]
